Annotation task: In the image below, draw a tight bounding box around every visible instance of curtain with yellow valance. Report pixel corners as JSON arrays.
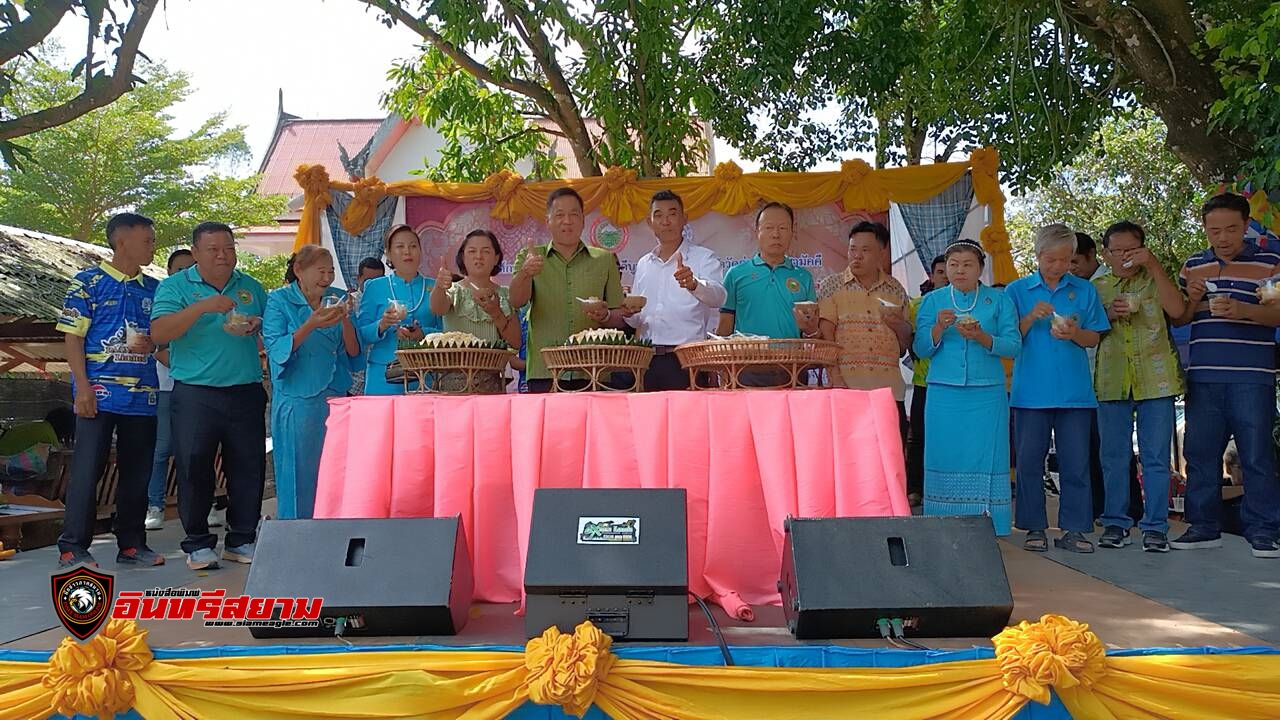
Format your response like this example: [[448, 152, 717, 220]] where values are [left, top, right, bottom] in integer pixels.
[[291, 148, 1016, 284], [2, 615, 1278, 720]]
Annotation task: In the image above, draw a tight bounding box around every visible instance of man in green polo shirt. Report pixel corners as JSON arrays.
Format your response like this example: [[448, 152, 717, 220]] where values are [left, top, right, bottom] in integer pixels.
[[151, 221, 268, 570], [510, 187, 630, 393]]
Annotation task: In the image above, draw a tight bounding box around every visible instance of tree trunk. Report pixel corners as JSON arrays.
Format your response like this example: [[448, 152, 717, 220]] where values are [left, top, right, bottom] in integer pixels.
[[902, 104, 927, 166], [1063, 0, 1252, 184], [874, 108, 891, 169]]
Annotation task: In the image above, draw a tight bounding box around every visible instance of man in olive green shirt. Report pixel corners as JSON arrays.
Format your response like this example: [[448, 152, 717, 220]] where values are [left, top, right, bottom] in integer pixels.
[[1091, 221, 1186, 553], [511, 188, 630, 392]]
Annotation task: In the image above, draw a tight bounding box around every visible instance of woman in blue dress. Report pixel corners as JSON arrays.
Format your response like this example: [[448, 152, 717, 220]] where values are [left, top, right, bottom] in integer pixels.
[[356, 224, 442, 394], [262, 246, 360, 519], [912, 240, 1021, 535]]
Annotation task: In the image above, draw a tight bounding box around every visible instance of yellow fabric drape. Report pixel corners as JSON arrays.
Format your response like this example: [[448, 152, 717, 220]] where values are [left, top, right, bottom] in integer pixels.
[[3, 615, 1279, 720], [290, 149, 1015, 284]]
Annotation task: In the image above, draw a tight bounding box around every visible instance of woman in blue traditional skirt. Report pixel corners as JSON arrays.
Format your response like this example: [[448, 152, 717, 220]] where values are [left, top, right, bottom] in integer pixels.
[[911, 239, 1022, 535]]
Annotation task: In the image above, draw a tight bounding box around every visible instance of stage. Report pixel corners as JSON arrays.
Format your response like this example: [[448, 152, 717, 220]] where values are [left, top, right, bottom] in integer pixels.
[[3, 498, 1279, 719], [3, 388, 1278, 717]]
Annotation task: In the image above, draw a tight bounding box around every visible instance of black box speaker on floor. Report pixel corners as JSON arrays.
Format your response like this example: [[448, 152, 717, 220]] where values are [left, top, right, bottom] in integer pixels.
[[780, 515, 1012, 639], [524, 488, 688, 641], [243, 516, 473, 639]]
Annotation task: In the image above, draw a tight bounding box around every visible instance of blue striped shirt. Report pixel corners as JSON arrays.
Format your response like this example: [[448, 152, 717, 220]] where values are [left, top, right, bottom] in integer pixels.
[[1178, 244, 1280, 385]]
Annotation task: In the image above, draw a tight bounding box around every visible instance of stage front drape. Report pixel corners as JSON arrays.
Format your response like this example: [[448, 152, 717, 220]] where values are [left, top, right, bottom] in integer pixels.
[[313, 388, 911, 619], [2, 616, 1278, 720], [290, 147, 1016, 283]]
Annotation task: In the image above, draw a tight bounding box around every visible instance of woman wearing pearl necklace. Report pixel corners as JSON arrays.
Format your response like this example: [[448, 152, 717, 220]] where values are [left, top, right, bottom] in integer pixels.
[[356, 224, 443, 395], [911, 239, 1021, 536]]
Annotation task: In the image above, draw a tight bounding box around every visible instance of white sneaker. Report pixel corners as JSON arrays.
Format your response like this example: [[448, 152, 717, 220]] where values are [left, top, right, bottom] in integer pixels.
[[207, 508, 222, 527], [144, 506, 164, 530]]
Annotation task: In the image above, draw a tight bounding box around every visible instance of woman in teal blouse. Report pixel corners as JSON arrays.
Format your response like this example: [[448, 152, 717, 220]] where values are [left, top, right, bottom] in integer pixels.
[[356, 224, 442, 394], [912, 239, 1021, 535], [262, 246, 359, 519]]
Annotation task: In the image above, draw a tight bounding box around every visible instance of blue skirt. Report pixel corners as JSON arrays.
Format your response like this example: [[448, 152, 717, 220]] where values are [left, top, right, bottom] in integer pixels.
[[271, 391, 338, 520], [923, 383, 1012, 536]]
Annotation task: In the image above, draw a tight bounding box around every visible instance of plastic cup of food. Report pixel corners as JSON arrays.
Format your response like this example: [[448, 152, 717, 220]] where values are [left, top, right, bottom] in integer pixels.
[[793, 300, 818, 320], [386, 300, 407, 320], [956, 314, 979, 327], [322, 295, 344, 309], [1259, 278, 1280, 303], [622, 295, 648, 312], [1120, 293, 1142, 314], [1208, 294, 1231, 317], [577, 296, 608, 314], [1051, 312, 1073, 331], [223, 311, 252, 334], [125, 324, 144, 346]]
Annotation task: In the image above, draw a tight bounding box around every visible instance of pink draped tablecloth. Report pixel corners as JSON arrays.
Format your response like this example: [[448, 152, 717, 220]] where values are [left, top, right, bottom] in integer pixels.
[[314, 389, 909, 619]]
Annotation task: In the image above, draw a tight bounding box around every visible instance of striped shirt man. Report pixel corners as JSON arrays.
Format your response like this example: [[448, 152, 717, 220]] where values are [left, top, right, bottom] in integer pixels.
[[1178, 242, 1280, 385]]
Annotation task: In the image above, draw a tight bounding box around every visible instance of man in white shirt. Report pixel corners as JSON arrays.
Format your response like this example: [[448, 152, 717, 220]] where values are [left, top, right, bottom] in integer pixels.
[[626, 190, 727, 389]]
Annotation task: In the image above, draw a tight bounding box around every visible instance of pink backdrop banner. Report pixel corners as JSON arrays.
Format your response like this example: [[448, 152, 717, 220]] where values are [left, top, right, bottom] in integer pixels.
[[314, 389, 910, 618], [403, 196, 889, 287]]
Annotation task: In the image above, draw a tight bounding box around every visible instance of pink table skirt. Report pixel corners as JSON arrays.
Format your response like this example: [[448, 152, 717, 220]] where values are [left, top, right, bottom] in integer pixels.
[[314, 389, 910, 619]]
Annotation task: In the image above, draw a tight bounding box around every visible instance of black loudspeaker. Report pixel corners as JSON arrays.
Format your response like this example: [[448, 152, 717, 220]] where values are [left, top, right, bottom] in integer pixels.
[[524, 488, 688, 641], [243, 517, 473, 639], [780, 516, 1013, 639]]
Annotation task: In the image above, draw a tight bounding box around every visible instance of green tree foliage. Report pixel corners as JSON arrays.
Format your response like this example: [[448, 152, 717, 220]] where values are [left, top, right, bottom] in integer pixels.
[[363, 0, 707, 178], [0, 51, 284, 246], [1007, 110, 1209, 276], [0, 0, 160, 160], [1203, 2, 1280, 189], [385, 48, 564, 182], [234, 250, 291, 290]]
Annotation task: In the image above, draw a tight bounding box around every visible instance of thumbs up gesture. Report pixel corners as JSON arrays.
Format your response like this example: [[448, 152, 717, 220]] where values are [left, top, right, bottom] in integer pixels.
[[673, 251, 697, 291], [518, 244, 545, 279], [436, 263, 454, 290]]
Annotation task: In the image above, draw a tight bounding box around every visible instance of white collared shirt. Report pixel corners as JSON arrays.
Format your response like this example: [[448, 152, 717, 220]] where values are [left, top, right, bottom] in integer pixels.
[[625, 241, 727, 345]]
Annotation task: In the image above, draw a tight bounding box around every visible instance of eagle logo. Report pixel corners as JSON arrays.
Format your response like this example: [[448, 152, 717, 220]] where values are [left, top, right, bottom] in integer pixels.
[[51, 565, 114, 642]]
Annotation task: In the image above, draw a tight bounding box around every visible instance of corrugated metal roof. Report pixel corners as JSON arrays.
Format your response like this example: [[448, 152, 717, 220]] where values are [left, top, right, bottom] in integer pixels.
[[257, 118, 383, 196], [0, 225, 164, 324]]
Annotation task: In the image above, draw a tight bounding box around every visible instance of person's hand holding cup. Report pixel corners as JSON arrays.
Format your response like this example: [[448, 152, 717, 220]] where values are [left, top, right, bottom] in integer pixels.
[[621, 294, 646, 317], [793, 301, 819, 334], [1208, 294, 1240, 318], [1030, 301, 1055, 321], [955, 314, 984, 341], [124, 323, 153, 354], [1258, 277, 1280, 305], [380, 300, 407, 332], [1050, 312, 1077, 340]]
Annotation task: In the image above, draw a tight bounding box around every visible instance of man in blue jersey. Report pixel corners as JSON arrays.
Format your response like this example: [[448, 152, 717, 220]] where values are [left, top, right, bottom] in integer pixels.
[[152, 222, 268, 570], [55, 213, 164, 568], [1171, 193, 1280, 559]]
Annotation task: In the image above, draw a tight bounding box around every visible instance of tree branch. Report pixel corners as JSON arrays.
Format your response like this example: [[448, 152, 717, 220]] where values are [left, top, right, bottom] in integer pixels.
[[358, 0, 557, 108], [0, 0, 74, 67], [0, 0, 159, 142]]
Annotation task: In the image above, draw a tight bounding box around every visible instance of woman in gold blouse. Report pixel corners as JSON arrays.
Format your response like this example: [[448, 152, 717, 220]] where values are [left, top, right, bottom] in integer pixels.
[[428, 229, 523, 392]]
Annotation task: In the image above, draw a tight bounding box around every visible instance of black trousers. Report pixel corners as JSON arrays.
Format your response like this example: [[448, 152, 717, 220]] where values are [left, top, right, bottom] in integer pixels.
[[171, 382, 267, 553], [644, 352, 717, 391], [526, 378, 591, 394], [906, 385, 927, 497], [58, 412, 157, 553]]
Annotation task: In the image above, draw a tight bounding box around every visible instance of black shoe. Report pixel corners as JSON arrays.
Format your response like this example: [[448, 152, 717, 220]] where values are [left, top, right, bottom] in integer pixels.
[[1249, 538, 1280, 559], [1098, 526, 1131, 549], [1169, 528, 1223, 550], [1141, 531, 1169, 553]]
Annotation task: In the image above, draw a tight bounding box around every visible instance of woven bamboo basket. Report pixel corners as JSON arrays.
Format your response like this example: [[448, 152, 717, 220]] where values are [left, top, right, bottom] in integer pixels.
[[674, 338, 841, 390], [395, 347, 514, 394], [540, 344, 656, 392]]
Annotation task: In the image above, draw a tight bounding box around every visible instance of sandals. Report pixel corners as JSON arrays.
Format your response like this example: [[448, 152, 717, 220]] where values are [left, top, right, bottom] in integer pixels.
[[1023, 530, 1048, 552], [1053, 531, 1095, 554]]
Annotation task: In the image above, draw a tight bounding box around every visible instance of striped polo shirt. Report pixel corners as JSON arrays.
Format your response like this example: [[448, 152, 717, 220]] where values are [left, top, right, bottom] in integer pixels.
[[1178, 243, 1280, 385]]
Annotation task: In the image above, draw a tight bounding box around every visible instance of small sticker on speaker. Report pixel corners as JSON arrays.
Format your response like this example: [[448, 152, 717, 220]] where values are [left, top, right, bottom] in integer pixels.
[[577, 517, 640, 544]]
